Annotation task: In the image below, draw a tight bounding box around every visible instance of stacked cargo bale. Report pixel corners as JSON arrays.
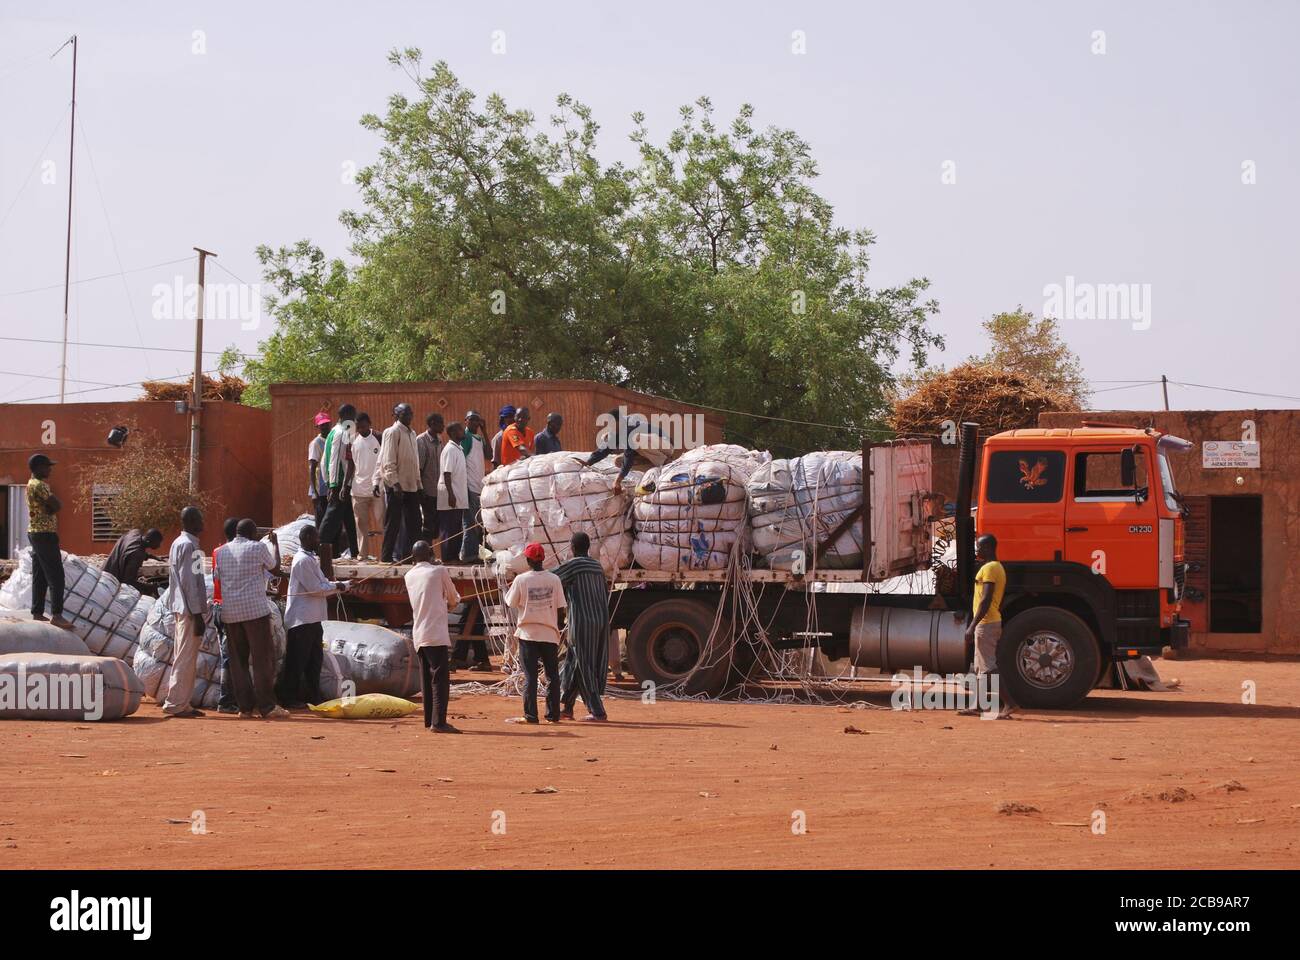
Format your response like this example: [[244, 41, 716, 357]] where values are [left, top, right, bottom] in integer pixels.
[[0, 652, 144, 720], [632, 444, 770, 571], [747, 451, 864, 570], [481, 451, 636, 574], [60, 556, 151, 662]]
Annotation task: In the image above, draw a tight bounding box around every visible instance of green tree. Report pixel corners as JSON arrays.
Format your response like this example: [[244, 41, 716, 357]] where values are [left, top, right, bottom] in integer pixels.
[[977, 306, 1089, 406], [240, 52, 942, 452]]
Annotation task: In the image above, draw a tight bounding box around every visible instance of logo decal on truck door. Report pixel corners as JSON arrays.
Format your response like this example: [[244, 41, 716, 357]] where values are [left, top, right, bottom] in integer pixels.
[[1018, 458, 1049, 490]]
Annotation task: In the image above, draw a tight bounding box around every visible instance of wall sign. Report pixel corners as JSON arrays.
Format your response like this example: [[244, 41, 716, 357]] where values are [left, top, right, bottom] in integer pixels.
[[1202, 440, 1260, 469]]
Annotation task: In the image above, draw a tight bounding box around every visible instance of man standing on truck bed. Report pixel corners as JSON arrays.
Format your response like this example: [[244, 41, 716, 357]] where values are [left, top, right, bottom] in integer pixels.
[[960, 534, 1014, 719], [26, 453, 72, 630]]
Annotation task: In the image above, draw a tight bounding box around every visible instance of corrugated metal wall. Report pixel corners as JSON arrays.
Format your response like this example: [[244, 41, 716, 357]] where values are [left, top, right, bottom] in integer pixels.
[[270, 380, 725, 524]]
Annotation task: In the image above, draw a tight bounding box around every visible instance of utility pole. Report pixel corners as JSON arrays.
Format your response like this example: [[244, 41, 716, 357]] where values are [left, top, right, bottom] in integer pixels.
[[1161, 374, 1170, 412], [189, 248, 217, 495], [52, 34, 77, 403]]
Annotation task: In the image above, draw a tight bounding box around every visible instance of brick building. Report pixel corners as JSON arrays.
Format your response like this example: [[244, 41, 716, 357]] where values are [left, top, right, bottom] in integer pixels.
[[0, 400, 272, 556]]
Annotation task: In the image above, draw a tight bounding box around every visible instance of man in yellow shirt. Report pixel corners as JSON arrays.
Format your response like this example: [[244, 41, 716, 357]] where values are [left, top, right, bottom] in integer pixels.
[[960, 533, 1012, 718], [26, 453, 73, 629]]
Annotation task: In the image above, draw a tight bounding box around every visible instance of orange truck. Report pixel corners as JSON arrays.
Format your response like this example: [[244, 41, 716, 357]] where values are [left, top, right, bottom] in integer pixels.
[[606, 422, 1192, 709]]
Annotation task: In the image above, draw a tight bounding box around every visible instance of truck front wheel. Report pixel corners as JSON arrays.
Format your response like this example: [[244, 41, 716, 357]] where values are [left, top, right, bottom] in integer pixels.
[[996, 607, 1100, 709], [625, 598, 738, 697]]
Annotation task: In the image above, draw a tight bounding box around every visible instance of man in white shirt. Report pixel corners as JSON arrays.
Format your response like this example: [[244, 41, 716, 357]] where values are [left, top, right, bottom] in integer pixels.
[[438, 421, 469, 563], [279, 524, 348, 708], [349, 412, 385, 560], [162, 506, 209, 717], [404, 540, 462, 733], [378, 402, 422, 562], [504, 542, 566, 724]]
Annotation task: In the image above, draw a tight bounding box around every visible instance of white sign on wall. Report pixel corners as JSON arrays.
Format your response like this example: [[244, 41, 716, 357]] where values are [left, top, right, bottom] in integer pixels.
[[1202, 440, 1260, 469]]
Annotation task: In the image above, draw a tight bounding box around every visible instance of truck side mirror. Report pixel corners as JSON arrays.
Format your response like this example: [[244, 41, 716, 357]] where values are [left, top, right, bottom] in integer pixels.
[[1120, 448, 1136, 488]]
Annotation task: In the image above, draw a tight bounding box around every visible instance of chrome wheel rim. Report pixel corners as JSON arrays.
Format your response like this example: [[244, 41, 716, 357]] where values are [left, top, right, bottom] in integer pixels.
[[1016, 631, 1075, 689]]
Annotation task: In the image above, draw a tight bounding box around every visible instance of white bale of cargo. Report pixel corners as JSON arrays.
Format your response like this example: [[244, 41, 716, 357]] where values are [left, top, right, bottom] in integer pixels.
[[265, 514, 316, 560], [321, 620, 419, 698], [747, 451, 865, 570], [632, 444, 771, 571], [481, 451, 637, 574], [0, 615, 91, 656], [0, 652, 144, 721], [0, 547, 40, 611], [60, 556, 149, 661]]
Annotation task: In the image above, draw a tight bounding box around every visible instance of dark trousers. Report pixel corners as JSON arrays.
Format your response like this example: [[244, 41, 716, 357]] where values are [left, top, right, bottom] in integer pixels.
[[225, 614, 277, 715], [417, 646, 451, 728], [213, 604, 236, 709], [313, 496, 328, 526], [439, 508, 464, 563], [519, 639, 561, 723], [451, 637, 490, 666], [317, 491, 357, 559], [420, 493, 439, 542], [28, 531, 64, 619], [278, 621, 324, 706], [561, 618, 610, 719], [382, 488, 423, 562]]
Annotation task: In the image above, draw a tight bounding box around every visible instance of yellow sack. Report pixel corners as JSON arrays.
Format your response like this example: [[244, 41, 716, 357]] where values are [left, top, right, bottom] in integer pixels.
[[309, 694, 419, 719]]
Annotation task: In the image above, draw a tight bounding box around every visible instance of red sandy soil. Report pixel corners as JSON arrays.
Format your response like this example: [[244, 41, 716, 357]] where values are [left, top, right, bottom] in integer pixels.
[[3, 658, 1298, 869]]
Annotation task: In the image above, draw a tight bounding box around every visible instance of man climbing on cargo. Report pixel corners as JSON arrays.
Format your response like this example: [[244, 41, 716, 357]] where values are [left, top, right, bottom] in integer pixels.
[[556, 531, 611, 722], [584, 408, 673, 485], [26, 453, 73, 630], [959, 534, 1015, 719], [504, 541, 566, 724], [103, 527, 164, 596]]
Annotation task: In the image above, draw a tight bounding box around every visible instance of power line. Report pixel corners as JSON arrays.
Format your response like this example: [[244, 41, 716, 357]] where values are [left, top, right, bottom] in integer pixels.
[[0, 369, 121, 387], [0, 256, 192, 297], [1168, 380, 1300, 404], [4, 366, 225, 405], [0, 335, 229, 356]]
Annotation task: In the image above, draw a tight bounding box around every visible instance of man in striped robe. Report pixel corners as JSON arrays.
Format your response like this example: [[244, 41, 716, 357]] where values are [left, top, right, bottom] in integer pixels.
[[556, 531, 611, 722]]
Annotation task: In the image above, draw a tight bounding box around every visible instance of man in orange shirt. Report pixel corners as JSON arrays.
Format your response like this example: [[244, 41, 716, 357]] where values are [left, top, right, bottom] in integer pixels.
[[500, 407, 535, 467]]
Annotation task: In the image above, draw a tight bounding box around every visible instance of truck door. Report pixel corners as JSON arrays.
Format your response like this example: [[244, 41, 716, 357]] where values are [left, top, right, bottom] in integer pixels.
[[1064, 446, 1159, 588], [978, 447, 1067, 561]]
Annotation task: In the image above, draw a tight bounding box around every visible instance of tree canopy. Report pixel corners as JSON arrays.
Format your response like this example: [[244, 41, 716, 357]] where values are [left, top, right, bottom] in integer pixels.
[[239, 51, 941, 453]]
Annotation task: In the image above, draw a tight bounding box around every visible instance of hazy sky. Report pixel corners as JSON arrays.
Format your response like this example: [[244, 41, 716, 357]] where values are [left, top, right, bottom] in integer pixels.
[[1, 0, 1296, 411]]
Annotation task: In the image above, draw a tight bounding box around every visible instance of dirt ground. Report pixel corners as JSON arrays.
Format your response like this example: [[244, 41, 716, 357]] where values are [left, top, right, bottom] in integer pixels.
[[3, 658, 1298, 869]]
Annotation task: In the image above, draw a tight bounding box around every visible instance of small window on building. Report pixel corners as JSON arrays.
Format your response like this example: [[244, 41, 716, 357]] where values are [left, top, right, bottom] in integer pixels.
[[91, 484, 125, 542], [985, 450, 1066, 503], [1074, 449, 1149, 501]]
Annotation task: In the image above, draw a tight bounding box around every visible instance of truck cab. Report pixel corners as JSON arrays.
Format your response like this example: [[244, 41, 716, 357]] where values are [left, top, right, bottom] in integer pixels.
[[975, 426, 1192, 707]]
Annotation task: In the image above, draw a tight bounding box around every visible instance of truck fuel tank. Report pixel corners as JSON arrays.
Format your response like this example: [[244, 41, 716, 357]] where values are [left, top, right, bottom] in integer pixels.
[[849, 605, 969, 675]]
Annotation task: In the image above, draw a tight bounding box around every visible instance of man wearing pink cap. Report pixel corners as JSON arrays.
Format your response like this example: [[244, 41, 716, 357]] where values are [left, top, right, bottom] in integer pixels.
[[504, 542, 566, 724], [307, 412, 331, 525]]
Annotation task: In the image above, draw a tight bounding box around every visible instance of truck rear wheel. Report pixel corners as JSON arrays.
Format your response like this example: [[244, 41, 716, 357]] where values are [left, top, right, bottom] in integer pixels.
[[625, 598, 739, 697], [996, 607, 1100, 709]]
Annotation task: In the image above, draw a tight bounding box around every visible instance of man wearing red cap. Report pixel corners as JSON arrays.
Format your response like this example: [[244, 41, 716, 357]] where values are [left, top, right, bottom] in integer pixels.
[[504, 542, 566, 723], [308, 413, 331, 525]]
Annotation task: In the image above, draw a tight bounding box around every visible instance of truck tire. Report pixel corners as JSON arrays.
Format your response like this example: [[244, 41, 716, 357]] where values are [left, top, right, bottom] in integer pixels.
[[996, 607, 1100, 709], [625, 598, 738, 697]]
